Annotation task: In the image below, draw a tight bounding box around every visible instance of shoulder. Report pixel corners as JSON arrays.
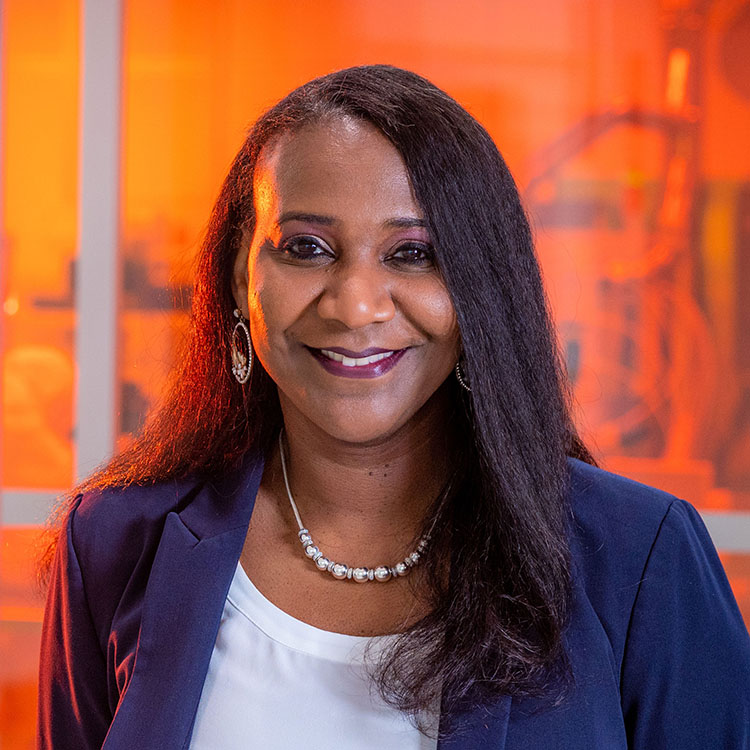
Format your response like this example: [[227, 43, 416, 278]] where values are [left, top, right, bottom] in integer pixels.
[[565, 457, 718, 596], [62, 450, 264, 617], [551, 460, 750, 743], [62, 478, 204, 625], [565, 455, 699, 584], [68, 448, 264, 567], [70, 477, 201, 565], [564, 458, 707, 658], [38, 478, 208, 663], [566, 456, 686, 592], [565, 457, 698, 578], [566, 456, 677, 542]]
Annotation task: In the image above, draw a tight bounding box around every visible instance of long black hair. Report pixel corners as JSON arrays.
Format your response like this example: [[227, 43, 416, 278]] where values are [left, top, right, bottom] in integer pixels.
[[43, 64, 594, 732]]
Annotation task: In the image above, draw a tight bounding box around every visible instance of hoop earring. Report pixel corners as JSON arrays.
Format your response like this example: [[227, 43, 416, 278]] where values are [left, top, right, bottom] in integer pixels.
[[455, 359, 471, 393], [230, 308, 253, 384]]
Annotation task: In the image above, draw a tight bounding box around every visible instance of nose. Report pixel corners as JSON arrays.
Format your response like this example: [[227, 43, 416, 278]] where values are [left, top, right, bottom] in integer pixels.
[[316, 264, 396, 328]]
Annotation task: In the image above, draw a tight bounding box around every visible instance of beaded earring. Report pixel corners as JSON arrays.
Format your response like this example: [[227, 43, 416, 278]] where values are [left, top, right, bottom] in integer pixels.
[[230, 309, 253, 384], [455, 359, 471, 392]]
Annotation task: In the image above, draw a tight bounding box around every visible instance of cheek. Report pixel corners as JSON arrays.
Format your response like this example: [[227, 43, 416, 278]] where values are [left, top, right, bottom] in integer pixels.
[[246, 256, 312, 355], [245, 253, 267, 345], [406, 280, 460, 349], [246, 254, 283, 355], [247, 285, 288, 360], [247, 287, 271, 352]]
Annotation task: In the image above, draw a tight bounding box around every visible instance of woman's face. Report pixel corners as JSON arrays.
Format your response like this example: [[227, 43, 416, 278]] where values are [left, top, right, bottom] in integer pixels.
[[233, 116, 461, 444]]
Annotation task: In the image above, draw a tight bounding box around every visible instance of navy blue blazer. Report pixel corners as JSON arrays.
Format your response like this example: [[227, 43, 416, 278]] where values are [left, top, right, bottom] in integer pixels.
[[37, 452, 750, 749]]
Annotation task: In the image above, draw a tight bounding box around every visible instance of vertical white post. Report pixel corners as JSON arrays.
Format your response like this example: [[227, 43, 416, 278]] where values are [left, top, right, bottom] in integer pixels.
[[75, 0, 123, 478]]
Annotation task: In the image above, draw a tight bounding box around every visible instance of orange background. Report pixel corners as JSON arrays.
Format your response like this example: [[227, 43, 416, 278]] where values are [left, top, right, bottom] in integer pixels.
[[2, 0, 750, 746]]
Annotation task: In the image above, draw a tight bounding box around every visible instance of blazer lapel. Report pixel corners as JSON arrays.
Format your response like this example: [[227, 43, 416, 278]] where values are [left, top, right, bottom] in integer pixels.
[[437, 694, 512, 749], [103, 451, 264, 750]]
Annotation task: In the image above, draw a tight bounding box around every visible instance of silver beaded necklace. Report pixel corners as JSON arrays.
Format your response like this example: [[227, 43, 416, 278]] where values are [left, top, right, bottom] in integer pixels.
[[278, 430, 429, 583]]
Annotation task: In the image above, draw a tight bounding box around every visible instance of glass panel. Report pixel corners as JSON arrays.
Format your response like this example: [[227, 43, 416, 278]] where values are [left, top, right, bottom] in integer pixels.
[[0, 621, 42, 749], [0, 526, 46, 748], [1, 0, 79, 491], [120, 0, 750, 511]]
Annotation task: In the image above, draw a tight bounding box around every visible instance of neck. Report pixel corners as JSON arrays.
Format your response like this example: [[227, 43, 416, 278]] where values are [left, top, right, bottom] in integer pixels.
[[266, 385, 457, 560]]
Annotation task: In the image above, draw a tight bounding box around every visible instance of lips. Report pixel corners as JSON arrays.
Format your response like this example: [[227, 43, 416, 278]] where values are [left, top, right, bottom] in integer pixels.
[[306, 346, 408, 379]]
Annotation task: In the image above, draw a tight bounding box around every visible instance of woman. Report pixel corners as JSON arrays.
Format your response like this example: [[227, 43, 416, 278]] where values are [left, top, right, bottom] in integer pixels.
[[38, 65, 750, 749]]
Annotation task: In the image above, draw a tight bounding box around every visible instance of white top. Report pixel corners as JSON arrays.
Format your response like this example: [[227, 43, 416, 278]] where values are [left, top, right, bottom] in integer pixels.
[[189, 562, 438, 749]]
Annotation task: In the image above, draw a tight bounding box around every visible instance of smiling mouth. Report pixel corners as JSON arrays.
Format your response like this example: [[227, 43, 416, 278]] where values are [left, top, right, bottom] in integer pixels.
[[305, 346, 408, 378], [318, 348, 396, 367]]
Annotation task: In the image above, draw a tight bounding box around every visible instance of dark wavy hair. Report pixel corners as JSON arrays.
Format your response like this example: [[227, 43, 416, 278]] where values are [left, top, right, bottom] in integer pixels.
[[42, 64, 594, 733]]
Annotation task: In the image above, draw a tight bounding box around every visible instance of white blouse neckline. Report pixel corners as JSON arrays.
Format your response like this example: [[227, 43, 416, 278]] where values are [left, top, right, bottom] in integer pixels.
[[229, 562, 398, 665]]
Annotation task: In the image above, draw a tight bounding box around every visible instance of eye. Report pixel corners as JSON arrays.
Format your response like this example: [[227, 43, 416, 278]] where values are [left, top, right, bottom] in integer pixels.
[[389, 242, 435, 267], [278, 235, 333, 260]]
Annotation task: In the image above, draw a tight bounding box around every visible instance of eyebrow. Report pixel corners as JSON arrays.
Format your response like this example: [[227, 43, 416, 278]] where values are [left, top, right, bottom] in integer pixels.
[[386, 217, 429, 230], [278, 211, 335, 226], [277, 211, 429, 230]]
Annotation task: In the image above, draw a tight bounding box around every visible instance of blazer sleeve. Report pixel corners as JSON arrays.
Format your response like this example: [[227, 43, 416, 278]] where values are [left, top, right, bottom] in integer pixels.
[[37, 498, 112, 749], [620, 498, 750, 749]]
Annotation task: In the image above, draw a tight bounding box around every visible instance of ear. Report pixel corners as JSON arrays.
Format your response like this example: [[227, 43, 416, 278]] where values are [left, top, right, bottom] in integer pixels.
[[231, 233, 251, 319]]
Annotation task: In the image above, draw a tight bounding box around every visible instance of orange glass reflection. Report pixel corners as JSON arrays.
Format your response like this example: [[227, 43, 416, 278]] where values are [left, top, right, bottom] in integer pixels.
[[0, 526, 46, 749], [119, 0, 750, 517], [1, 0, 79, 490]]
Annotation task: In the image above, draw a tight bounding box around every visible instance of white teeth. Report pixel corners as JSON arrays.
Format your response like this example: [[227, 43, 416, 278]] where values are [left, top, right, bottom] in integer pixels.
[[319, 349, 395, 367]]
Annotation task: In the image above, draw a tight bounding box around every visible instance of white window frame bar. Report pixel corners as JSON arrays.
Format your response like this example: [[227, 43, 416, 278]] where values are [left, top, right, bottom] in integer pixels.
[[74, 0, 123, 479], [0, 491, 747, 554]]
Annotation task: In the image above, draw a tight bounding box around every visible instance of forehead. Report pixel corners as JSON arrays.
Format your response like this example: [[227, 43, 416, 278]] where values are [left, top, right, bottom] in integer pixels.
[[253, 117, 422, 221]]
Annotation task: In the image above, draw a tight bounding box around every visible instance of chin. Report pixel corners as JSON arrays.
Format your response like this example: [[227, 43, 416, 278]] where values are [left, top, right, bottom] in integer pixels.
[[278, 382, 444, 446], [299, 398, 416, 446], [315, 414, 407, 446]]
